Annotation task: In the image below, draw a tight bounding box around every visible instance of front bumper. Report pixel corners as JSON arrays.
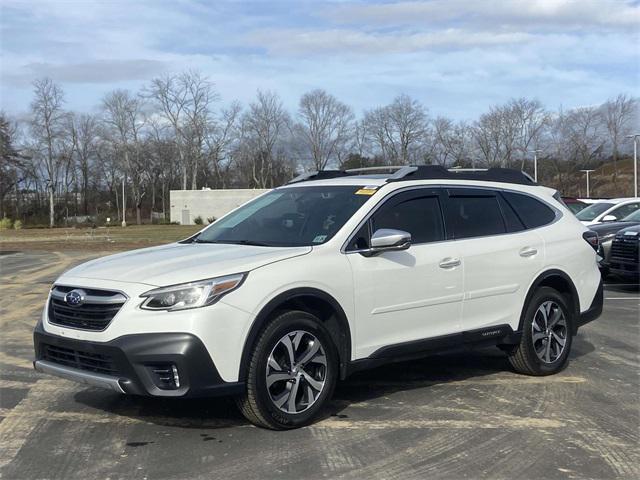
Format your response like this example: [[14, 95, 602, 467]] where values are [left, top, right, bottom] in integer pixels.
[[33, 322, 245, 397]]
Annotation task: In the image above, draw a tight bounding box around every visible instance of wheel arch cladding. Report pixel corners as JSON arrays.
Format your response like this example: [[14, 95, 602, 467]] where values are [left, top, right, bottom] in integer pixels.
[[519, 269, 580, 334], [238, 288, 352, 381]]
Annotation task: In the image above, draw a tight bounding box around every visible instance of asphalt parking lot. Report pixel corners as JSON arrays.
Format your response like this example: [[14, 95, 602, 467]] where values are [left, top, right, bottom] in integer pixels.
[[0, 251, 638, 480]]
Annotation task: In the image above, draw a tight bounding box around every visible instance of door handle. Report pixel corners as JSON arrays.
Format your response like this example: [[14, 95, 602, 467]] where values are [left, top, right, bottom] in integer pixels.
[[439, 257, 461, 269], [519, 246, 538, 258]]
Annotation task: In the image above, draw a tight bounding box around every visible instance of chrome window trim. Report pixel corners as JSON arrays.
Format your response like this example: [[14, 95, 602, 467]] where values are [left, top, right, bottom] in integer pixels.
[[340, 183, 563, 254]]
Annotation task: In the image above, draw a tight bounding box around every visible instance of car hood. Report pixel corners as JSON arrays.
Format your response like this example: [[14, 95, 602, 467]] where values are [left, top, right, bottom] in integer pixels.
[[589, 221, 640, 237], [61, 242, 311, 287], [617, 224, 640, 236]]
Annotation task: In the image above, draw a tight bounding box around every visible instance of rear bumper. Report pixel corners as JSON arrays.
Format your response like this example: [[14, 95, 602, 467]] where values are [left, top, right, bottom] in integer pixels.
[[33, 322, 245, 397], [575, 278, 603, 332]]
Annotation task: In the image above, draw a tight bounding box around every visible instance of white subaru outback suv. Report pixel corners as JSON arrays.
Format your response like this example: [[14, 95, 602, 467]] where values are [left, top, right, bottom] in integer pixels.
[[34, 166, 603, 429]]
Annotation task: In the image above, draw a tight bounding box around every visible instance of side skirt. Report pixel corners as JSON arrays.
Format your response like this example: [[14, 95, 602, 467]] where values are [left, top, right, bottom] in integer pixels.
[[346, 324, 521, 377]]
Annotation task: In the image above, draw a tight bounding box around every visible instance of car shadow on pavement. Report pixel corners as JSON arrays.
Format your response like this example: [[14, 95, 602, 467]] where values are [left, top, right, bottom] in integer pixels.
[[73, 340, 597, 430]]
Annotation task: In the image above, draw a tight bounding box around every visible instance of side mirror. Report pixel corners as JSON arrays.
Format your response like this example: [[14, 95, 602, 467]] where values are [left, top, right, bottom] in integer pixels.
[[363, 229, 412, 256], [602, 214, 618, 222]]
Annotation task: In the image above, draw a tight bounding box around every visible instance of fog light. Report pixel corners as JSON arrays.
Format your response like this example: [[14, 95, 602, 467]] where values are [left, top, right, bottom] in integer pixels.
[[148, 363, 181, 390], [171, 364, 180, 388]]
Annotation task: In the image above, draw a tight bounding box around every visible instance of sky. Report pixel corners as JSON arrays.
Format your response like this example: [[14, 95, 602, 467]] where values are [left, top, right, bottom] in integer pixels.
[[1, 0, 639, 121]]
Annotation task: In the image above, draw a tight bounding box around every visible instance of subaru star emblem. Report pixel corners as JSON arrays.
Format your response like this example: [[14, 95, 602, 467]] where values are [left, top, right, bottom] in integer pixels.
[[64, 289, 86, 307]]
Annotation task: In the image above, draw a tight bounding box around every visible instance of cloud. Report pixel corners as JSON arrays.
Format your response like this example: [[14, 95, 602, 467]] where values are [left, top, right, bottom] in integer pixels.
[[244, 28, 533, 55], [3, 59, 169, 87], [325, 0, 640, 31]]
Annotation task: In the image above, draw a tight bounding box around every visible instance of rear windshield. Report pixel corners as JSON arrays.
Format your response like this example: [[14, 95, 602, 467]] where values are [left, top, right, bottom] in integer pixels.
[[194, 186, 373, 247], [576, 202, 614, 221]]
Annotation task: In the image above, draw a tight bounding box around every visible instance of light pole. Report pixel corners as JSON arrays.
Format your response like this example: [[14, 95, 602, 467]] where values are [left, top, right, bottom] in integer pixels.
[[529, 149, 543, 182], [580, 169, 595, 198], [121, 175, 127, 227], [626, 134, 639, 198]]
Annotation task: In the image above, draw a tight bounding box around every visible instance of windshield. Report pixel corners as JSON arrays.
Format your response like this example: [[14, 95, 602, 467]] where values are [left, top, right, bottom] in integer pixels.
[[576, 202, 614, 221], [566, 202, 586, 214], [195, 186, 374, 247], [622, 209, 640, 222]]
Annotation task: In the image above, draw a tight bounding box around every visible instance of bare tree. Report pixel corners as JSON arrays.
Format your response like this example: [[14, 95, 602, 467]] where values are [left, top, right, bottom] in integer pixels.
[[428, 117, 471, 167], [295, 89, 354, 170], [0, 112, 27, 218], [68, 113, 98, 215], [205, 101, 242, 188], [29, 78, 67, 227], [146, 71, 219, 190], [364, 94, 429, 164], [241, 90, 290, 188], [508, 98, 550, 169], [101, 89, 146, 225], [604, 94, 637, 182]]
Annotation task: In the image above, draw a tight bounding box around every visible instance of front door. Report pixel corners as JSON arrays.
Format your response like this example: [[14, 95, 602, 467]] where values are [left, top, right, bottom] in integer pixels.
[[346, 188, 464, 358]]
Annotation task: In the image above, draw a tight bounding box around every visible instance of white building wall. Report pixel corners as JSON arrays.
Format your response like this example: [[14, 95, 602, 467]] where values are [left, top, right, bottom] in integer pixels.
[[170, 189, 270, 225]]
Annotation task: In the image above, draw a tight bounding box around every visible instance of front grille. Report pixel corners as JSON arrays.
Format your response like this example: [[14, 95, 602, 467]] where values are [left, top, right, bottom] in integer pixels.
[[48, 286, 127, 331], [610, 236, 640, 264], [42, 343, 117, 375]]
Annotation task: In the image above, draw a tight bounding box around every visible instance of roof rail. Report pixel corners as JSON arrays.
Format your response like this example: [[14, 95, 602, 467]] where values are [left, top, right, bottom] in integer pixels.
[[344, 165, 406, 174], [386, 165, 536, 185], [287, 165, 536, 186], [287, 170, 347, 184]]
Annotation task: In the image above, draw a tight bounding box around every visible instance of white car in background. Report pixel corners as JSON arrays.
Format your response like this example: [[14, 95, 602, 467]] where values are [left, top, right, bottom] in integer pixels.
[[576, 198, 640, 226]]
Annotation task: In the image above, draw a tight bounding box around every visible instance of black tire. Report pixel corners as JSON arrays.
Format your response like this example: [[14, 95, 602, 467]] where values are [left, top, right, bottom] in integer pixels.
[[236, 310, 338, 429], [508, 287, 574, 376]]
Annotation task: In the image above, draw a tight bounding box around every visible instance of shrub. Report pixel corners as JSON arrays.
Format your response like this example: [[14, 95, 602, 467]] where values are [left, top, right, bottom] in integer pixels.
[[194, 216, 204, 225], [0, 217, 12, 230], [13, 220, 22, 230], [207, 216, 216, 224]]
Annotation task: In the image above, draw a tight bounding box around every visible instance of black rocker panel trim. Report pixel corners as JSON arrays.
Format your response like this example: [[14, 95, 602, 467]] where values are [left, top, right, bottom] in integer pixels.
[[347, 324, 520, 376]]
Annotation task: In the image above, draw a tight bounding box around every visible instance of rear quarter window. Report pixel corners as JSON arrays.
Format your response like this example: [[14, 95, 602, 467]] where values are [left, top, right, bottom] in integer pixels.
[[502, 191, 557, 229]]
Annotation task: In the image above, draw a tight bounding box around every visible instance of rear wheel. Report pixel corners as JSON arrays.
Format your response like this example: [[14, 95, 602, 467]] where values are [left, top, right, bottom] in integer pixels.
[[236, 310, 338, 429], [509, 287, 573, 376]]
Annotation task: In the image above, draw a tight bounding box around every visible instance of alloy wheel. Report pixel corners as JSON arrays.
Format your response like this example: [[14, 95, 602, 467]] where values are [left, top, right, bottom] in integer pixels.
[[265, 330, 328, 414], [531, 300, 568, 364]]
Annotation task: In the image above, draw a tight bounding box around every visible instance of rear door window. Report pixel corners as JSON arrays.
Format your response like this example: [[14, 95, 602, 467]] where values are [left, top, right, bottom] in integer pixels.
[[502, 191, 557, 228], [444, 188, 506, 239]]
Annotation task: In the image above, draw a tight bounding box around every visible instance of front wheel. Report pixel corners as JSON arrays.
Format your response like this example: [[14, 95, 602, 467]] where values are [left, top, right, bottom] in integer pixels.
[[508, 287, 574, 376], [236, 310, 338, 429]]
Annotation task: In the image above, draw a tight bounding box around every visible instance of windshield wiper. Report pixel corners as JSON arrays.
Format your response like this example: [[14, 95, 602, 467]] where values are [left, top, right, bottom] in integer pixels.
[[219, 240, 273, 247], [193, 238, 273, 247]]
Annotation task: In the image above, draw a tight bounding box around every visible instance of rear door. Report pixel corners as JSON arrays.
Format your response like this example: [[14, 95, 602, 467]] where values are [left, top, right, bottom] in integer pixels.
[[443, 187, 545, 332]]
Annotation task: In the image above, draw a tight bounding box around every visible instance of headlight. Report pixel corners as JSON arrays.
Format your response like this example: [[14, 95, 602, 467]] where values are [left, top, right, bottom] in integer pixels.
[[140, 273, 246, 311]]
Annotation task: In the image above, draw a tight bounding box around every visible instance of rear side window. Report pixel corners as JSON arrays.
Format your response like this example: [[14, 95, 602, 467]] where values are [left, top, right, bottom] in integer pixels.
[[445, 190, 506, 239], [503, 192, 556, 229], [371, 192, 444, 244]]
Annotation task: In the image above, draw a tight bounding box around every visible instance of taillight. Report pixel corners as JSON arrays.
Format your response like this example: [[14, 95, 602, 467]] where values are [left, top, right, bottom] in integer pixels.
[[583, 231, 599, 251]]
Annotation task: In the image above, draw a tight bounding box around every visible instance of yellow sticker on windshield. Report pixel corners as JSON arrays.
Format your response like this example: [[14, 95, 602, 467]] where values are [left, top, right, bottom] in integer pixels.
[[355, 188, 377, 196]]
